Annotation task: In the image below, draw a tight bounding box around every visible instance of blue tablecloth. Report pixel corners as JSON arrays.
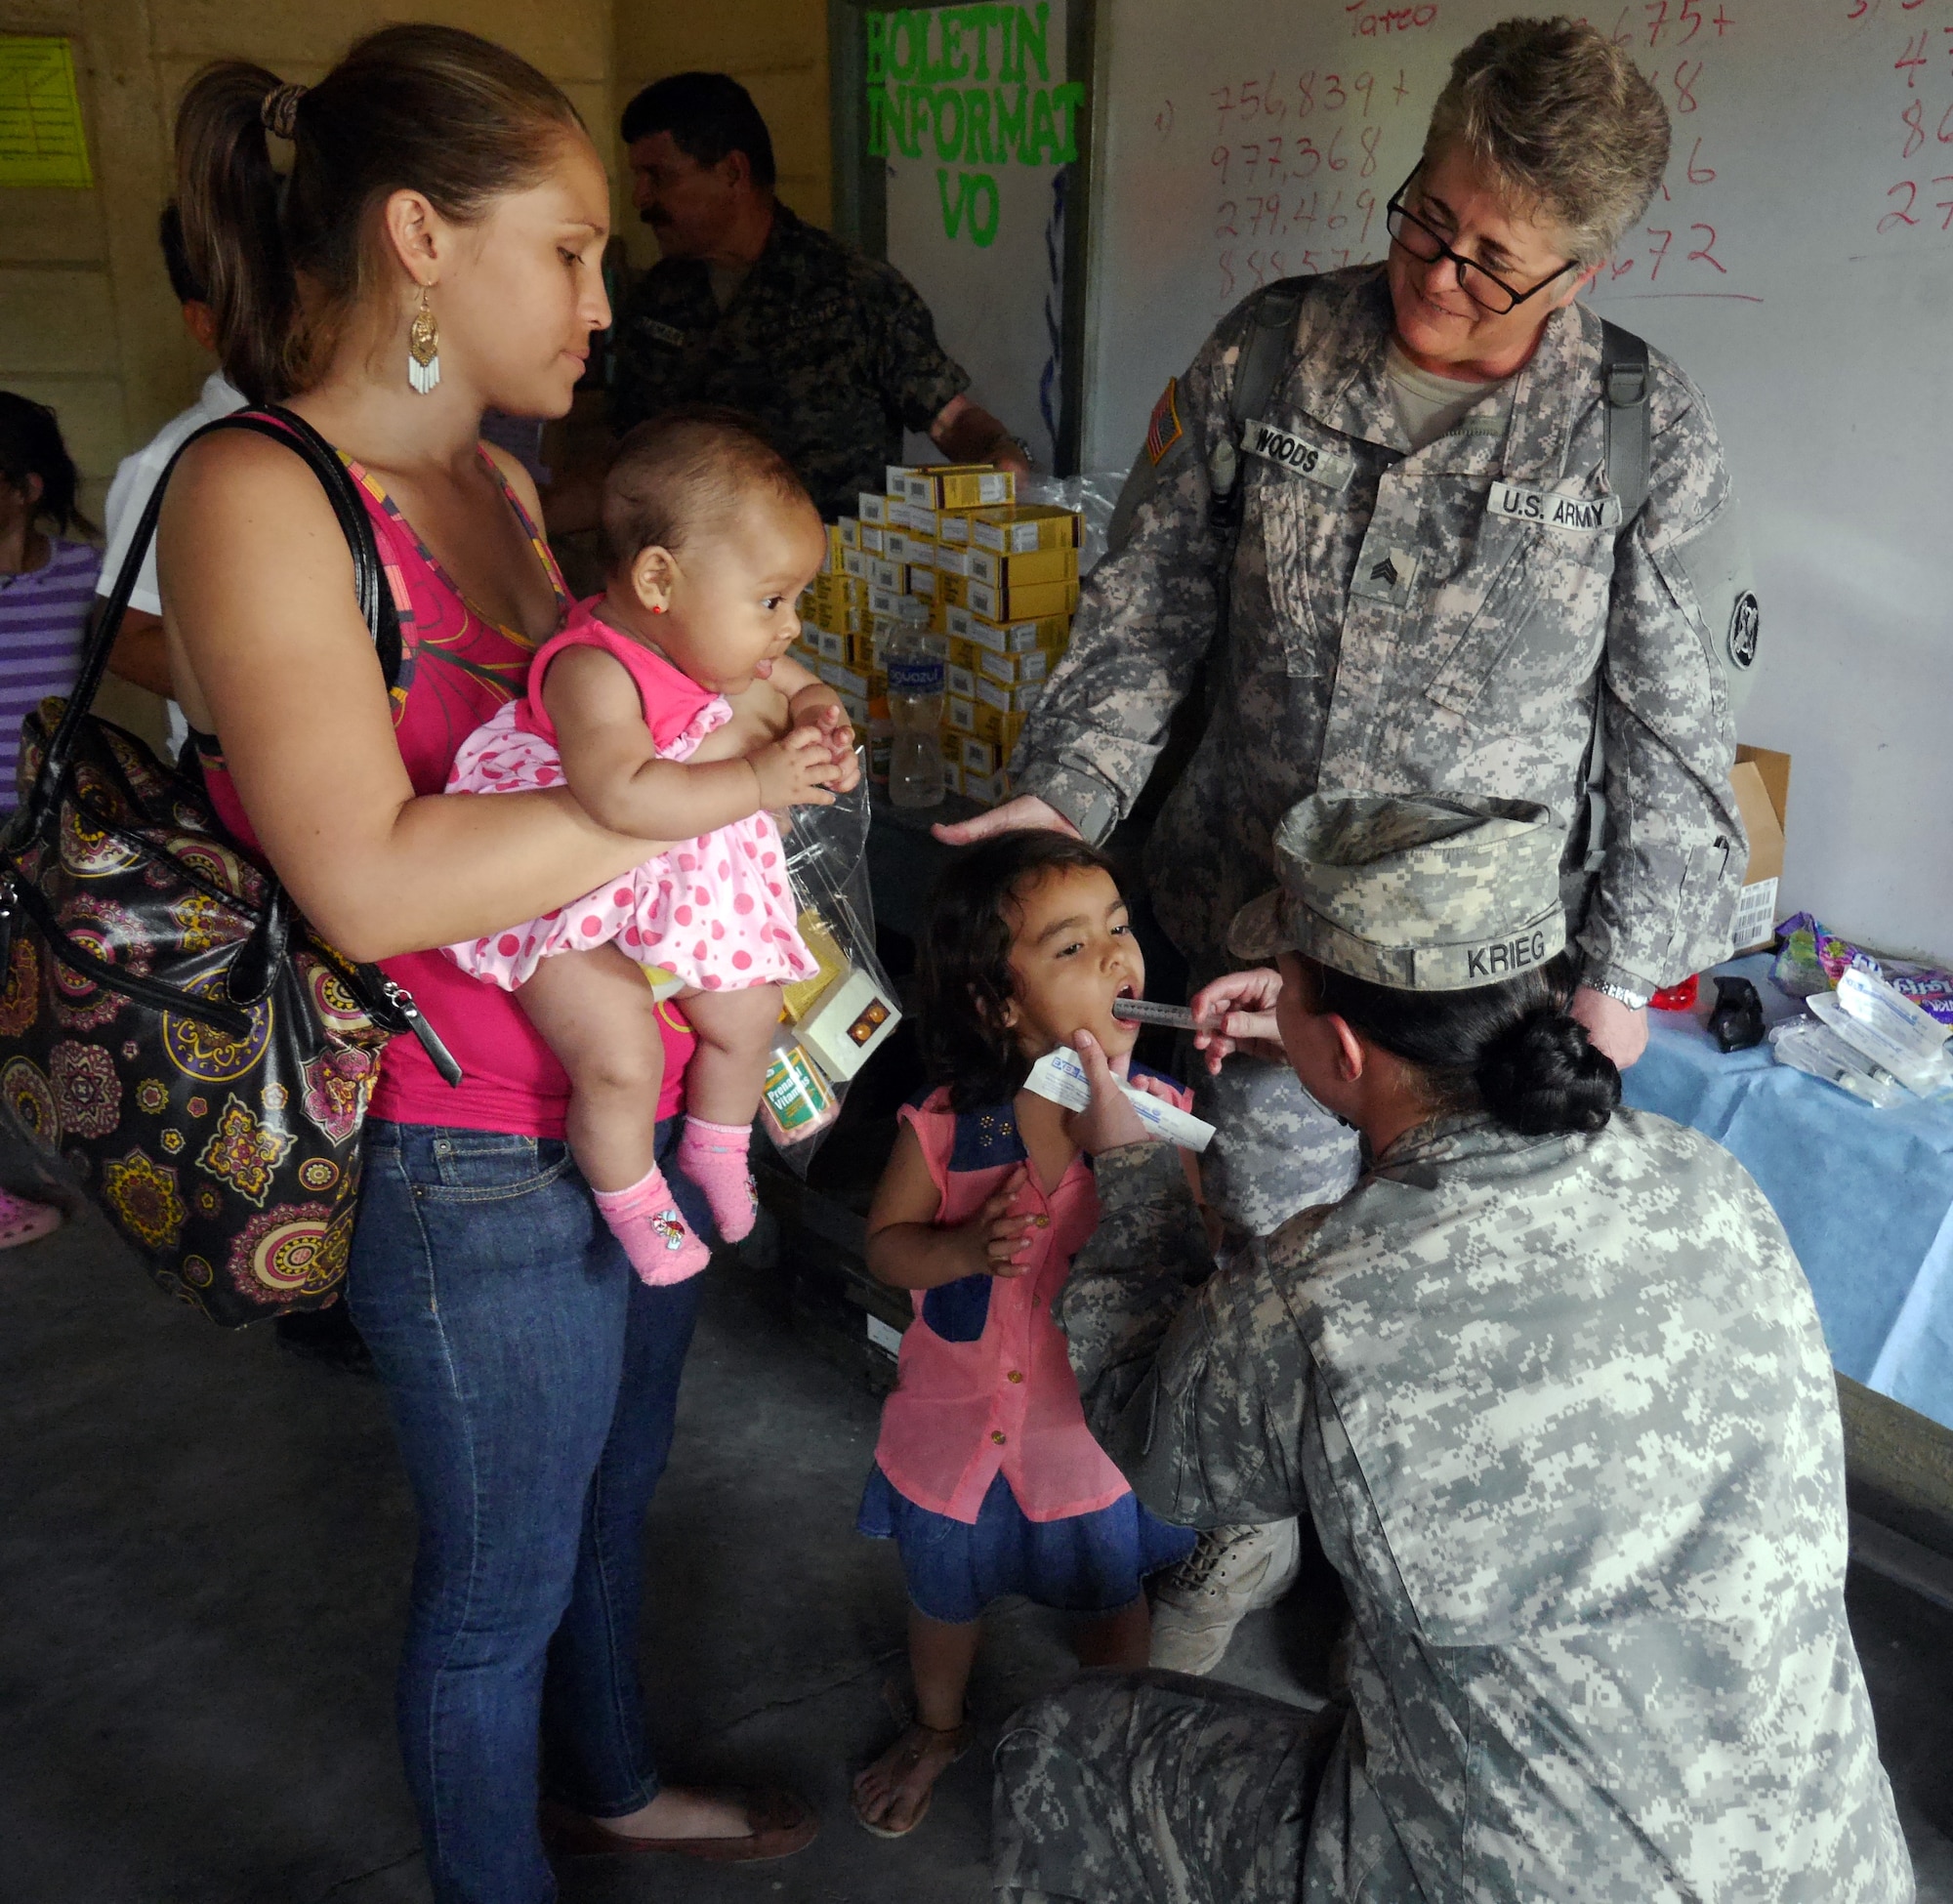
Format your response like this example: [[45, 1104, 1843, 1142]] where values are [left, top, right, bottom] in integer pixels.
[[1623, 957, 1953, 1433]]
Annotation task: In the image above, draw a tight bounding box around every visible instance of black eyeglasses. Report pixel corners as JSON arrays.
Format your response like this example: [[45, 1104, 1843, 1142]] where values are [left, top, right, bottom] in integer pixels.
[[1385, 174, 1576, 316]]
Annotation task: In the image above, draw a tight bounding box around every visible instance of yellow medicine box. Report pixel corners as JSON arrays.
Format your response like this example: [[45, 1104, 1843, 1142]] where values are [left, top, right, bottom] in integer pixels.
[[860, 523, 887, 557], [936, 512, 972, 546], [966, 576, 1080, 624], [968, 504, 1079, 556], [783, 910, 850, 1020], [858, 492, 888, 525], [967, 543, 1077, 590], [946, 694, 976, 733], [977, 645, 1049, 688], [935, 466, 1015, 510], [948, 605, 1071, 657]]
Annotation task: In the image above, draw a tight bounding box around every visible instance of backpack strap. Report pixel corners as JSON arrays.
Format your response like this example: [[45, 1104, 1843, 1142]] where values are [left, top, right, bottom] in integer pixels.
[[1581, 321, 1653, 876], [1207, 276, 1312, 532]]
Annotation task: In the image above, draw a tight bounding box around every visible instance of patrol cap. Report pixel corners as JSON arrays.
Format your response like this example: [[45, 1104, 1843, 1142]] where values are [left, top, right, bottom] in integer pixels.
[[1226, 793, 1567, 991]]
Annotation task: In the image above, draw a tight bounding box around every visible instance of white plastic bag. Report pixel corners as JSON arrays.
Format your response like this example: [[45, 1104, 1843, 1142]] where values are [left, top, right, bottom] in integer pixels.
[[756, 757, 901, 1175]]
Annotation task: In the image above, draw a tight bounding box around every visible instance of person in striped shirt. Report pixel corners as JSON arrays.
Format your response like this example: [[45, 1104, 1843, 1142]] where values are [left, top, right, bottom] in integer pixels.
[[0, 390, 93, 1247]]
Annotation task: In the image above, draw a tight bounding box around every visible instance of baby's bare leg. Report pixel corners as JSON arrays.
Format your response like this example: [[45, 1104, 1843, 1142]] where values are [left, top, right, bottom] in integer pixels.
[[672, 983, 783, 1243], [680, 983, 785, 1126], [517, 947, 666, 1192]]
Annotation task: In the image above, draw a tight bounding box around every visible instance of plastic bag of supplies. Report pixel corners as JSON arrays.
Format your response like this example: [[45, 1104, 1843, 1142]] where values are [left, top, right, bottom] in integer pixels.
[[749, 754, 898, 1173]]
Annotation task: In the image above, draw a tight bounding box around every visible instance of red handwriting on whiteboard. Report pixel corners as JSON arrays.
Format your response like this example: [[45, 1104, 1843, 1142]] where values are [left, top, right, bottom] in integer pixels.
[[1345, 0, 1438, 38], [1868, 14, 1953, 236]]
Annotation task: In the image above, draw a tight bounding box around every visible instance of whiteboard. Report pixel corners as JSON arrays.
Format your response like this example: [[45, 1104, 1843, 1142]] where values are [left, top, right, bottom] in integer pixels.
[[887, 0, 1071, 466], [1081, 0, 1953, 960]]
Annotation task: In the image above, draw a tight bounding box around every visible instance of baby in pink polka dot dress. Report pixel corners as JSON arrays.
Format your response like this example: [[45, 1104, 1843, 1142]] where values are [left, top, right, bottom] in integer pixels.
[[442, 410, 857, 1283]]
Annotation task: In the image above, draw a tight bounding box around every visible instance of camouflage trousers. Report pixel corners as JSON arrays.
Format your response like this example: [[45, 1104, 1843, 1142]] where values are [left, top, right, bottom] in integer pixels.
[[991, 1670, 1345, 1904], [1190, 1053, 1359, 1245]]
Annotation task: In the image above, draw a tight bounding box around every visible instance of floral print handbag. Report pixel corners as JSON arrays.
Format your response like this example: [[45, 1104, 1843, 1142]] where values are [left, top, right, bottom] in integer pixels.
[[0, 407, 458, 1324]]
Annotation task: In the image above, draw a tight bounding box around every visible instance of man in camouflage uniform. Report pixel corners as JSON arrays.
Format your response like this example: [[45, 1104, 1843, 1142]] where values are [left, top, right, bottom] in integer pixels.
[[607, 72, 1030, 521], [942, 18, 1755, 1666], [990, 793, 1912, 1904]]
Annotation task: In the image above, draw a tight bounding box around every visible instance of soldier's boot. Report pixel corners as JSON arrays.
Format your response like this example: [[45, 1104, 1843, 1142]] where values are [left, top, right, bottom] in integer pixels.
[[1148, 1518, 1302, 1676]]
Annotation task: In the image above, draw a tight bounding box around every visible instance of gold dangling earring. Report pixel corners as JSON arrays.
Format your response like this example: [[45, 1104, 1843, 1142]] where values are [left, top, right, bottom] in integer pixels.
[[407, 287, 440, 395]]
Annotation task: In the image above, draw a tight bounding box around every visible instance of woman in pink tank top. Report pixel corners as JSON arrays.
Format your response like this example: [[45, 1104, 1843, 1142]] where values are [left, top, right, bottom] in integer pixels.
[[159, 30, 814, 1900]]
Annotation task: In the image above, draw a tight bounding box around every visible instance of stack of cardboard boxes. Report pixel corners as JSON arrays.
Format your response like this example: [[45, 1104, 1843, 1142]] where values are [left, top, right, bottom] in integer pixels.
[[793, 464, 1084, 807]]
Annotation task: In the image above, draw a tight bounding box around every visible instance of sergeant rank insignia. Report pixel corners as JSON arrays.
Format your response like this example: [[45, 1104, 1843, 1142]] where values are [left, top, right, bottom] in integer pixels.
[[1144, 378, 1184, 466]]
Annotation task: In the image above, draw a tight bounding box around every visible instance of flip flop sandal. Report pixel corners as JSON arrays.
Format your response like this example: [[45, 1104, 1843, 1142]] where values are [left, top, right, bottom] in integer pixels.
[[850, 1718, 972, 1840], [0, 1190, 61, 1251]]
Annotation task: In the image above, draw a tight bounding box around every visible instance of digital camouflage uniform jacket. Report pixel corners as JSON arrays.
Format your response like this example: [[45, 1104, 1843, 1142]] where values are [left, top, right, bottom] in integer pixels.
[[608, 203, 970, 521], [1013, 268, 1745, 996], [1059, 1111, 1912, 1903]]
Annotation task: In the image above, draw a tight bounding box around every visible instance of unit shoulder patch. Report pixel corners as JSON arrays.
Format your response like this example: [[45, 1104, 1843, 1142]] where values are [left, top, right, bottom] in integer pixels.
[[1145, 378, 1184, 467]]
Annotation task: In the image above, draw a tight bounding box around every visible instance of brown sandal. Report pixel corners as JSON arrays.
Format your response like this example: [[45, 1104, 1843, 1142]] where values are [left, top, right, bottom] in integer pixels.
[[850, 1718, 972, 1840], [540, 1787, 816, 1862]]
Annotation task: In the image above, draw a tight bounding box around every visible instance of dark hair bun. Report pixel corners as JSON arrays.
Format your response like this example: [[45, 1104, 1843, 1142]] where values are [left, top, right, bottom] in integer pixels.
[[1475, 1006, 1621, 1136]]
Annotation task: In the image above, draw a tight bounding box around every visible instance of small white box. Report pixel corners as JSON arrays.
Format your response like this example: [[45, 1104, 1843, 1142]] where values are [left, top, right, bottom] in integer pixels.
[[858, 492, 888, 525], [799, 969, 902, 1081]]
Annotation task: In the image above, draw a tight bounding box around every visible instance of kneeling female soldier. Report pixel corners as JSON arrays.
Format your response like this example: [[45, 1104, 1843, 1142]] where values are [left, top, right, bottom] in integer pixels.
[[992, 793, 1910, 1904]]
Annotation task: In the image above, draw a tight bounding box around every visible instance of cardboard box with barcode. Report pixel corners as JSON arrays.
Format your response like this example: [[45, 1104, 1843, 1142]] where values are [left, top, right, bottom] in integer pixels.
[[969, 504, 1078, 555], [1728, 745, 1789, 956], [966, 574, 1080, 624], [968, 542, 1078, 591], [890, 463, 1016, 511]]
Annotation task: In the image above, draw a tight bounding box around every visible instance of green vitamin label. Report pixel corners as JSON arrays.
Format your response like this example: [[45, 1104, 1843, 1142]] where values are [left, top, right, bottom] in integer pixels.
[[764, 1048, 830, 1128]]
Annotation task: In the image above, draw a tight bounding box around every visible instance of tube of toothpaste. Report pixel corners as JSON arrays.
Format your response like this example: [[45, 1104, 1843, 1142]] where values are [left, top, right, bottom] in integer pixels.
[[1023, 1048, 1216, 1151]]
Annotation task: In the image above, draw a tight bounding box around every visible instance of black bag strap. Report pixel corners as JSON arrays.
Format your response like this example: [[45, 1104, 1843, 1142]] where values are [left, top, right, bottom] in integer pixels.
[[1207, 275, 1312, 534], [10, 407, 460, 1083], [32, 404, 401, 827], [1600, 319, 1652, 518], [1581, 321, 1653, 877]]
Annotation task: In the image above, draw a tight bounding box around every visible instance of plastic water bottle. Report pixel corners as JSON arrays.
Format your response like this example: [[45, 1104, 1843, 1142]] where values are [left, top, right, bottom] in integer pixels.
[[886, 628, 945, 808]]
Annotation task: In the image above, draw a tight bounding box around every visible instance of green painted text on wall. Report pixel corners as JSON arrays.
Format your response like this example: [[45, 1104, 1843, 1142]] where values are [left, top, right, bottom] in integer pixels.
[[866, 6, 1083, 245]]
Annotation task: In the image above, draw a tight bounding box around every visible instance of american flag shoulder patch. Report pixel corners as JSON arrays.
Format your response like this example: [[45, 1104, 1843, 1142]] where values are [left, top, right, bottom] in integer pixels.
[[1144, 378, 1184, 467]]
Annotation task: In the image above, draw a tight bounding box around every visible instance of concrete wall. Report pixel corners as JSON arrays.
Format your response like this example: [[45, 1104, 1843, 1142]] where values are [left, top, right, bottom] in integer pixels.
[[0, 0, 612, 522], [611, 0, 833, 272], [0, 0, 612, 741]]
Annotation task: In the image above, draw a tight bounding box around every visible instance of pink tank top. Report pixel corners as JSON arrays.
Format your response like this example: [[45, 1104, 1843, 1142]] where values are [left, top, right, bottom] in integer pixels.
[[871, 1074, 1191, 1525], [519, 600, 721, 752], [198, 433, 693, 1137]]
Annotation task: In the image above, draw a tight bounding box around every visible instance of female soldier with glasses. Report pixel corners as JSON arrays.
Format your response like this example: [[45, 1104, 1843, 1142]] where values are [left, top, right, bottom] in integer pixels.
[[939, 18, 1761, 1676]]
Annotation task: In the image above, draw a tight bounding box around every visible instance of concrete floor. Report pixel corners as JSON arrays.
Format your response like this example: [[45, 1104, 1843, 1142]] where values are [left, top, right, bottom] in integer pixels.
[[4, 1168, 1952, 1904]]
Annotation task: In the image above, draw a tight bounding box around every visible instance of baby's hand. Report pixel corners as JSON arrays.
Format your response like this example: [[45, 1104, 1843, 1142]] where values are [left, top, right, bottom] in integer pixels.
[[792, 688, 860, 784], [961, 1164, 1038, 1279], [752, 726, 840, 809]]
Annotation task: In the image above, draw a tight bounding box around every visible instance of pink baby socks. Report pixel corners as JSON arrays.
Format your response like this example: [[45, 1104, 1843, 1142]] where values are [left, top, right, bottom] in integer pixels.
[[676, 1117, 758, 1242], [592, 1165, 711, 1285]]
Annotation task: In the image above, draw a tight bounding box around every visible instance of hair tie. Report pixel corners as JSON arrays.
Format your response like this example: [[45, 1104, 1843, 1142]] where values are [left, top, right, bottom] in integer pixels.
[[259, 82, 306, 140]]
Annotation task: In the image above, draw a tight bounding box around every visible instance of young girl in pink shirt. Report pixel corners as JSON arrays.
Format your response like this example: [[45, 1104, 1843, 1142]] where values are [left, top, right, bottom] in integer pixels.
[[851, 831, 1199, 1838], [444, 409, 855, 1281]]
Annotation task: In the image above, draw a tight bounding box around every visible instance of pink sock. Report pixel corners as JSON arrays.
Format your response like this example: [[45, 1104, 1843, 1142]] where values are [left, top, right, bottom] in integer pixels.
[[676, 1117, 757, 1243], [591, 1165, 710, 1286]]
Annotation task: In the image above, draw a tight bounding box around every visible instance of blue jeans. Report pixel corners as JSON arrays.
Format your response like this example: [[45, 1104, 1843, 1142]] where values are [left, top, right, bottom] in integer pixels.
[[347, 1117, 714, 1904]]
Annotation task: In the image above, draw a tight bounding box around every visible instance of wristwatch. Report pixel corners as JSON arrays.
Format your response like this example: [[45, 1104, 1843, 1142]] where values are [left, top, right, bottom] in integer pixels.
[[1590, 980, 1651, 1011]]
